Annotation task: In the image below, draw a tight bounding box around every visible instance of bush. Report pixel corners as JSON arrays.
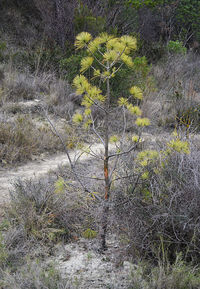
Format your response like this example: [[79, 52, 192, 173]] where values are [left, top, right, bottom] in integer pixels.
[[59, 50, 87, 83], [0, 260, 67, 289], [167, 40, 187, 55], [0, 175, 90, 267], [149, 52, 200, 129], [12, 40, 64, 73], [0, 116, 65, 165], [0, 70, 49, 103], [0, 41, 7, 62], [129, 254, 200, 289], [114, 139, 200, 263]]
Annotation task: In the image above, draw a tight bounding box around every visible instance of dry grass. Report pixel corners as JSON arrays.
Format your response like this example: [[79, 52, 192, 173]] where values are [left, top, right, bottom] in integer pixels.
[[0, 65, 80, 119], [0, 115, 67, 166], [142, 52, 200, 130], [113, 138, 200, 264], [45, 78, 76, 118]]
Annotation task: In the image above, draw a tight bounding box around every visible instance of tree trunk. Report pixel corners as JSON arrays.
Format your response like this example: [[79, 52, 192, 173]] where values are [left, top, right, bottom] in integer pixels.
[[100, 74, 110, 250]]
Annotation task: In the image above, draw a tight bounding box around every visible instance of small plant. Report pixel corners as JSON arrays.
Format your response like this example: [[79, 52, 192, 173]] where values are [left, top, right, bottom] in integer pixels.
[[71, 31, 151, 249], [0, 232, 8, 267], [82, 228, 97, 239], [0, 40, 6, 61], [167, 40, 187, 55], [128, 255, 200, 289]]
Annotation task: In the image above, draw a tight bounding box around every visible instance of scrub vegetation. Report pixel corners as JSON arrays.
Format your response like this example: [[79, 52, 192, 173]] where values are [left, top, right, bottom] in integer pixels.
[[0, 1, 200, 288]]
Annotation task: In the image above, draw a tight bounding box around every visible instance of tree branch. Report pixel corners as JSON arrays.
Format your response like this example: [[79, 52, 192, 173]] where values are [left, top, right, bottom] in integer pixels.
[[42, 106, 90, 193]]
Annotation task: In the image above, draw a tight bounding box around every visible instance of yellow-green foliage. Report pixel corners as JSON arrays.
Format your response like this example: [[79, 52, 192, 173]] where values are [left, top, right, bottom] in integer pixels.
[[141, 171, 149, 180], [54, 177, 66, 194], [80, 56, 94, 73], [137, 150, 159, 167], [118, 97, 128, 107], [72, 113, 83, 124], [132, 135, 140, 143], [130, 85, 143, 100], [109, 135, 119, 143], [0, 233, 8, 266], [82, 228, 97, 239], [135, 117, 150, 127], [167, 139, 190, 154], [127, 104, 142, 116], [71, 30, 154, 178], [54, 177, 72, 194], [72, 31, 152, 132], [75, 32, 92, 49], [84, 108, 91, 116]]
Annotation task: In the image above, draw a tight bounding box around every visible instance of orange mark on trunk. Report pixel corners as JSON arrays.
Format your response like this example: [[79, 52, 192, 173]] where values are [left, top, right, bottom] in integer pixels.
[[104, 167, 108, 179], [104, 165, 109, 200], [105, 187, 108, 200]]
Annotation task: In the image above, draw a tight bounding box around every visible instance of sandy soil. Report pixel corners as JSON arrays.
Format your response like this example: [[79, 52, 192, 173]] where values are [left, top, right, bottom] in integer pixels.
[[1, 131, 196, 206], [0, 143, 106, 205]]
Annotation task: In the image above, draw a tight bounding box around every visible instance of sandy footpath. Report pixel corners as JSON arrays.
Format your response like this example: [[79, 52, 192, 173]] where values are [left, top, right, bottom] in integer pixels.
[[0, 143, 106, 205]]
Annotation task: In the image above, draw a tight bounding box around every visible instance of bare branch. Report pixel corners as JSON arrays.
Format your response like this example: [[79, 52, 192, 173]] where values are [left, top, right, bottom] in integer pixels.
[[108, 143, 138, 159], [84, 93, 108, 114], [42, 106, 90, 193], [87, 45, 107, 69], [91, 114, 105, 146]]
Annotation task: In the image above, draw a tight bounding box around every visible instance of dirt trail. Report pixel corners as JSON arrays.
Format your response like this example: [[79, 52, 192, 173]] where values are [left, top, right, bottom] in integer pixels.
[[0, 131, 186, 206], [0, 143, 106, 205]]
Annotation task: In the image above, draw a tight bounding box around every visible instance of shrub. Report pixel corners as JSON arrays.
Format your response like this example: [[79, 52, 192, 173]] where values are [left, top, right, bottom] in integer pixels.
[[114, 139, 200, 263], [0, 116, 66, 165], [0, 41, 7, 62], [7, 178, 70, 244], [167, 40, 187, 55], [74, 2, 106, 35], [0, 260, 67, 289], [59, 50, 87, 83], [0, 70, 46, 103], [128, 254, 200, 289], [0, 233, 8, 267], [149, 52, 200, 129], [82, 228, 97, 239], [0, 175, 90, 265]]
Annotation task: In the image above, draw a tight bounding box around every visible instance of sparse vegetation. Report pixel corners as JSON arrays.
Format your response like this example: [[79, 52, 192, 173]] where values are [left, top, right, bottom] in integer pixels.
[[113, 137, 200, 263], [0, 1, 200, 288], [0, 115, 71, 166]]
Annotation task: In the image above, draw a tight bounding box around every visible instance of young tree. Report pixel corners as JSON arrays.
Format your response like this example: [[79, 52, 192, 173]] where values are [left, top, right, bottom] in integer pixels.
[[72, 32, 150, 249]]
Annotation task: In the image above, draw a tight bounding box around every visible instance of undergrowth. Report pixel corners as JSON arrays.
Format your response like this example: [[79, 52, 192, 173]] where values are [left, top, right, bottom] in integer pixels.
[[0, 115, 66, 165]]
